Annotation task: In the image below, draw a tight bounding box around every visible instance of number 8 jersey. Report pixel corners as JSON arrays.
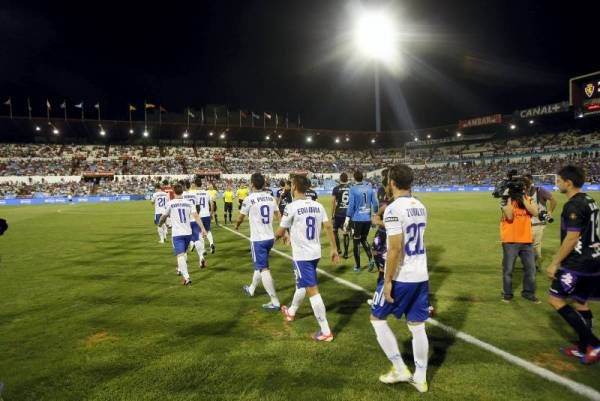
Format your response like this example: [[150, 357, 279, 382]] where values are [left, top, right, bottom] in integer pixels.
[[383, 196, 428, 283], [280, 199, 329, 261]]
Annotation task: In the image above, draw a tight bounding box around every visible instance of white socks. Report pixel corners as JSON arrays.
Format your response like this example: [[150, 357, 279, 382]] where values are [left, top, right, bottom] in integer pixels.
[[158, 225, 168, 241], [408, 323, 429, 384], [194, 240, 205, 261], [177, 254, 189, 280], [288, 287, 306, 316], [371, 320, 407, 371], [248, 270, 261, 295], [206, 231, 214, 246], [260, 270, 280, 306], [309, 294, 331, 336]]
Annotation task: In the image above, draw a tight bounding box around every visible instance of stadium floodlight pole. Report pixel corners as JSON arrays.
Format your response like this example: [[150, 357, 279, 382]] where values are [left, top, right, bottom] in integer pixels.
[[353, 9, 398, 133], [374, 62, 381, 132], [27, 98, 32, 120]]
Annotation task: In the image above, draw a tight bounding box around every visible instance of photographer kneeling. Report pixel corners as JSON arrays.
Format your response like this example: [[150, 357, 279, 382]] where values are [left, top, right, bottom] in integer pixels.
[[499, 177, 540, 303]]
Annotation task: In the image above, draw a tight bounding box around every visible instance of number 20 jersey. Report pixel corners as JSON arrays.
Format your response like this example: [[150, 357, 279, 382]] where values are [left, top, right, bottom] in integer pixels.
[[280, 199, 329, 261], [383, 196, 428, 283]]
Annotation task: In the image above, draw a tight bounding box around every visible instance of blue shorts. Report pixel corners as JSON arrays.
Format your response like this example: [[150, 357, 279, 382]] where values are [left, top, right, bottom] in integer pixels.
[[190, 222, 200, 242], [251, 239, 274, 270], [201, 216, 211, 232], [172, 235, 192, 256], [293, 259, 320, 288], [371, 281, 429, 322], [154, 213, 162, 225]]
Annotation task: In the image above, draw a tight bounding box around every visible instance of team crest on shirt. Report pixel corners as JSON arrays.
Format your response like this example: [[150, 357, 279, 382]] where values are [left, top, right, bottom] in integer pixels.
[[585, 83, 595, 98], [569, 212, 577, 221], [560, 272, 575, 292]]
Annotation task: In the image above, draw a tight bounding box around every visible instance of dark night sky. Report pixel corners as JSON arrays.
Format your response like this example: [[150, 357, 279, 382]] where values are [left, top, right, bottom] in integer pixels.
[[1, 0, 599, 131]]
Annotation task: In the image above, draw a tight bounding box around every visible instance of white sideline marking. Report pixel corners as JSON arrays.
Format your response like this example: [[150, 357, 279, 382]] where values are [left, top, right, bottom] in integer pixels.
[[220, 224, 600, 401]]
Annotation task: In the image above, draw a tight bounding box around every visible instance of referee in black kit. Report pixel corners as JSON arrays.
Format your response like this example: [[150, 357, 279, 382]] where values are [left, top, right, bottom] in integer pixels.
[[546, 165, 600, 365]]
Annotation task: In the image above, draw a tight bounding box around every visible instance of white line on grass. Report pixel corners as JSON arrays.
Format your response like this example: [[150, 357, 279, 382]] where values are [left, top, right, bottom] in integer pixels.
[[220, 224, 600, 401]]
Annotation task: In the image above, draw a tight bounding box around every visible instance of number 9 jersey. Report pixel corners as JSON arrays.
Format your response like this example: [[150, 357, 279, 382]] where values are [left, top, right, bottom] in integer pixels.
[[383, 196, 428, 283], [280, 199, 329, 261], [240, 191, 279, 241]]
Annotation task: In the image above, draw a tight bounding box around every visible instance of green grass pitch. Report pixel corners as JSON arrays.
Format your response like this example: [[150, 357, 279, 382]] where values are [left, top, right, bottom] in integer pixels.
[[0, 193, 599, 401]]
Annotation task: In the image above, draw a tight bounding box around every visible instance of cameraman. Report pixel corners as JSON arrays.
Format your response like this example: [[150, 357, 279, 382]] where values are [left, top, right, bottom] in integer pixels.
[[500, 179, 540, 303], [524, 174, 557, 270]]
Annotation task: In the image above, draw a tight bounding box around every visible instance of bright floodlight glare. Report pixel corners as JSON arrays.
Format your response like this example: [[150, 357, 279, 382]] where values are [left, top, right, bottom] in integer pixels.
[[335, 137, 340, 144], [345, 137, 350, 142], [129, 128, 134, 134], [209, 131, 214, 136], [354, 11, 397, 62], [529, 119, 534, 125], [100, 130, 105, 136], [578, 113, 584, 118], [53, 128, 59, 135], [183, 132, 189, 138], [510, 124, 517, 130], [143, 130, 149, 137], [456, 132, 462, 137], [265, 135, 270, 140], [220, 133, 226, 139], [277, 134, 282, 139], [371, 138, 376, 144], [414, 137, 418, 142], [306, 136, 312, 143], [427, 134, 431, 139], [35, 126, 41, 131]]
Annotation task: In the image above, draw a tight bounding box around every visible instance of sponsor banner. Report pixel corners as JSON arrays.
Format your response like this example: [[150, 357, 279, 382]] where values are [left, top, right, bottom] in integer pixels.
[[406, 133, 494, 148], [516, 101, 570, 119], [0, 195, 145, 206], [458, 114, 502, 129]]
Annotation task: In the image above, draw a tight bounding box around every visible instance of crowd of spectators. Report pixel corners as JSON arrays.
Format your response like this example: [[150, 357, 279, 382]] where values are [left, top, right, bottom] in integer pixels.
[[1, 129, 599, 198]]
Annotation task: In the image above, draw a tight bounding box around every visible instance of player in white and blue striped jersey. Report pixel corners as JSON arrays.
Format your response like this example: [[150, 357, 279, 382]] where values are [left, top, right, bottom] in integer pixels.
[[369, 164, 429, 393], [158, 183, 207, 286], [235, 173, 282, 311], [151, 183, 169, 243], [276, 175, 339, 342]]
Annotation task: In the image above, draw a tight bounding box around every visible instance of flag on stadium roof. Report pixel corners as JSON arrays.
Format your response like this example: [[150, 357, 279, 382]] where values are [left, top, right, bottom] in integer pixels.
[[264, 112, 272, 119], [145, 103, 156, 109], [60, 101, 66, 109], [129, 104, 136, 111], [187, 110, 195, 118], [46, 99, 51, 110], [159, 106, 167, 112], [94, 103, 100, 109], [3, 98, 11, 105], [74, 102, 83, 108]]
